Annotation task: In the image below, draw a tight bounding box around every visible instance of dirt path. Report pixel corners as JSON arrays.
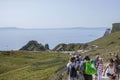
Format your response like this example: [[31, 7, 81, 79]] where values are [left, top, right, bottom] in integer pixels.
[[61, 70, 109, 80], [93, 75, 109, 80]]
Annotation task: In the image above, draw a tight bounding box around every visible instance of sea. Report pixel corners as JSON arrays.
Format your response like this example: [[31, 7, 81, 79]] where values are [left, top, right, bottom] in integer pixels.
[[0, 27, 106, 50]]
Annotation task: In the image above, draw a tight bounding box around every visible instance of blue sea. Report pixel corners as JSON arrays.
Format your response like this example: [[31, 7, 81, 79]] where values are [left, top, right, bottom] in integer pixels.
[[0, 27, 106, 50]]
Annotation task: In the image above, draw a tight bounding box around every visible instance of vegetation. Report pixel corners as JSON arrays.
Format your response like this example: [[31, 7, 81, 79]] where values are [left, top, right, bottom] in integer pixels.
[[0, 51, 70, 80], [1, 23, 120, 80], [53, 43, 84, 51], [84, 31, 120, 62]]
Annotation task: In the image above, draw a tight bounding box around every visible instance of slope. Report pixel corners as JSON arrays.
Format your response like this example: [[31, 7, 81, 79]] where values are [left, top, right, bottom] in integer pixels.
[[85, 31, 120, 61]]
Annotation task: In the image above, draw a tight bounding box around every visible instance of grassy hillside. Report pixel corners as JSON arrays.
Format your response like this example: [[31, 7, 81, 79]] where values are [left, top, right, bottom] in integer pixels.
[[90, 32, 120, 47], [0, 51, 69, 80], [85, 31, 120, 62], [53, 43, 84, 51]]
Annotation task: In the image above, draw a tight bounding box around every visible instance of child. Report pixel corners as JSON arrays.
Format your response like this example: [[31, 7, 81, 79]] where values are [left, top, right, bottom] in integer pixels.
[[97, 58, 104, 80]]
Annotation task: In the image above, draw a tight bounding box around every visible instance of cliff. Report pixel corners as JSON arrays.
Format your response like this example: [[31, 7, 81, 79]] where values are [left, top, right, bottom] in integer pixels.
[[104, 28, 111, 36]]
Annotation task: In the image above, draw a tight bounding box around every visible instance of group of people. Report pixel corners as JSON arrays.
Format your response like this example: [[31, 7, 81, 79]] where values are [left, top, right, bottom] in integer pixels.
[[66, 54, 120, 80]]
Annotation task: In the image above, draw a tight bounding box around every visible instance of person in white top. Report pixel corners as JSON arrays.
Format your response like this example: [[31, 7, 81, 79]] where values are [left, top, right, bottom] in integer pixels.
[[103, 58, 116, 80], [66, 57, 79, 80]]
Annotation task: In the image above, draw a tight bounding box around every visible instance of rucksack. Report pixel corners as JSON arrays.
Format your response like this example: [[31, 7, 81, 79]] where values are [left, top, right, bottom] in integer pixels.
[[85, 62, 97, 75], [70, 65, 77, 77]]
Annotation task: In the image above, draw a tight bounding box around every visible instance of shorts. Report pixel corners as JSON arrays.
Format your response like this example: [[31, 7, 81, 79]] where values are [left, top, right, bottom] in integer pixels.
[[116, 65, 120, 74], [83, 74, 92, 80], [107, 73, 116, 79]]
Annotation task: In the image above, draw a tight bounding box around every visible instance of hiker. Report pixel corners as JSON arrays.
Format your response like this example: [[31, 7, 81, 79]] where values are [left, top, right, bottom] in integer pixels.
[[114, 55, 120, 80], [97, 58, 104, 80], [93, 55, 100, 80], [81, 56, 93, 80], [80, 56, 85, 73], [103, 58, 116, 80], [94, 55, 100, 67], [77, 68, 85, 80], [75, 55, 84, 80], [66, 57, 78, 80], [75, 55, 81, 64]]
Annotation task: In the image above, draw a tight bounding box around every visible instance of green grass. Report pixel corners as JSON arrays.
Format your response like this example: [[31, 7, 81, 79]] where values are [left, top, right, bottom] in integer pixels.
[[1, 32, 120, 79], [90, 31, 120, 47], [0, 51, 69, 80], [84, 31, 120, 62]]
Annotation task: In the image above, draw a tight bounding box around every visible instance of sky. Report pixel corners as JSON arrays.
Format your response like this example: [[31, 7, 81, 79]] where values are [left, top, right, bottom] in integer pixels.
[[0, 0, 120, 29]]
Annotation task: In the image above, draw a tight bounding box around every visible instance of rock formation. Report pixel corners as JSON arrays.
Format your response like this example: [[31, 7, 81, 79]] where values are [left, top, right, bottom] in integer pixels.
[[104, 28, 111, 36], [20, 40, 46, 51]]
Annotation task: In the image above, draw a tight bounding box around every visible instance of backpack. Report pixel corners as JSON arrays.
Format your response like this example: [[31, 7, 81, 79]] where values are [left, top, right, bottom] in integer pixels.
[[85, 62, 97, 75], [80, 61, 85, 72], [70, 65, 77, 77]]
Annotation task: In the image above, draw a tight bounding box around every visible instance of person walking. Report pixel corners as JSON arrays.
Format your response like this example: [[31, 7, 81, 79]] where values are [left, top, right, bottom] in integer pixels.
[[66, 57, 78, 80], [97, 58, 104, 80], [93, 55, 100, 80], [103, 58, 116, 80], [114, 55, 120, 80], [82, 56, 93, 80]]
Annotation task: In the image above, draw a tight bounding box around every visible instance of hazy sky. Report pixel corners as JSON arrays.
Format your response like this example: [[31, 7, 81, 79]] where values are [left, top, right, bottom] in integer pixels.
[[0, 0, 120, 28]]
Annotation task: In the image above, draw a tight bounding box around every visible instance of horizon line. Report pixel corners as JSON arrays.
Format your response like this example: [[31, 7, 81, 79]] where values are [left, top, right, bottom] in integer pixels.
[[0, 26, 108, 29]]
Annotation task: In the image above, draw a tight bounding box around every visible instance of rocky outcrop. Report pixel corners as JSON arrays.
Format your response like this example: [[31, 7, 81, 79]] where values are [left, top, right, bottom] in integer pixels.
[[104, 28, 111, 36], [20, 40, 46, 51], [111, 23, 120, 33], [45, 44, 49, 50], [53, 43, 84, 51]]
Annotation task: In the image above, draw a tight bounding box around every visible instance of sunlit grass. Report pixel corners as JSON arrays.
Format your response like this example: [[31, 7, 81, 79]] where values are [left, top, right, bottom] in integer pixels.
[[0, 51, 69, 80], [84, 32, 120, 62]]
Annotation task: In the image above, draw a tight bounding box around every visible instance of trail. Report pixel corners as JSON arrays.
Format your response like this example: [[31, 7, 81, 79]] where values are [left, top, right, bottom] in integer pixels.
[[93, 75, 109, 80], [56, 67, 120, 80], [0, 65, 29, 77]]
